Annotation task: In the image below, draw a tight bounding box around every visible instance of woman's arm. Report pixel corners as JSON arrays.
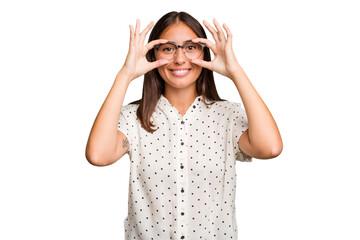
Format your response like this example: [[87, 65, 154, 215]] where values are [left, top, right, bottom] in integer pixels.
[[192, 19, 283, 159], [85, 20, 169, 166], [85, 71, 132, 166], [231, 66, 283, 159]]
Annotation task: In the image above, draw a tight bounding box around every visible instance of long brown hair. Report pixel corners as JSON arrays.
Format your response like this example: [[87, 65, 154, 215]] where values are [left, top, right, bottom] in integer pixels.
[[129, 11, 225, 133]]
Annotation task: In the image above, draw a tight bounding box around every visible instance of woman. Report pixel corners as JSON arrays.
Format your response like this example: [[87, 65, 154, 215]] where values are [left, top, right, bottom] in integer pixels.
[[86, 11, 282, 240]]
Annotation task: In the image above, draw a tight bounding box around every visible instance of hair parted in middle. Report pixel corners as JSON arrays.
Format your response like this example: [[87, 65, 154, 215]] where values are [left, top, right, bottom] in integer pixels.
[[129, 11, 226, 133]]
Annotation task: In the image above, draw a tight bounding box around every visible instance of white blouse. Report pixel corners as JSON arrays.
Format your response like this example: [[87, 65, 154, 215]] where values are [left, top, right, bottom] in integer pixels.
[[118, 94, 252, 240]]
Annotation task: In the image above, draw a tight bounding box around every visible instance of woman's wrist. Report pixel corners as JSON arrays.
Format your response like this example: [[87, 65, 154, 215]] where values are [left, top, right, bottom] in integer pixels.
[[227, 64, 245, 80], [117, 67, 135, 84]]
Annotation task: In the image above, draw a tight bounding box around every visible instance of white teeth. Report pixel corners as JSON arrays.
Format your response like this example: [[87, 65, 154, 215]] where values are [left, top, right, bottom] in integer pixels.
[[173, 70, 189, 74]]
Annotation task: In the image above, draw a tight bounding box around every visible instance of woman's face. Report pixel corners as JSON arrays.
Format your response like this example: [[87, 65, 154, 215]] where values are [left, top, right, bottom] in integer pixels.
[[155, 21, 204, 91]]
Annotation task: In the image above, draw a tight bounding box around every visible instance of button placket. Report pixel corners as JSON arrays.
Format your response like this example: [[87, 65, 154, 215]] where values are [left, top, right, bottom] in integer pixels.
[[177, 117, 188, 239]]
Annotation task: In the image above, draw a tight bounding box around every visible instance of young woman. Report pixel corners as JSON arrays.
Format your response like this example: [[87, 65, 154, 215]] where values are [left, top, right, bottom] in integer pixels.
[[86, 11, 282, 240]]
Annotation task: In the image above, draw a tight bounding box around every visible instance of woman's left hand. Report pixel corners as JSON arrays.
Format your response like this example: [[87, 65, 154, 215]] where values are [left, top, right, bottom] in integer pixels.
[[191, 19, 242, 80]]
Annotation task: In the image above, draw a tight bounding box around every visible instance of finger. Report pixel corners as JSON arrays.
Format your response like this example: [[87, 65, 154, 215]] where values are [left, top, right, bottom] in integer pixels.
[[203, 20, 219, 43], [191, 58, 213, 70], [135, 19, 140, 36], [213, 18, 226, 42], [223, 23, 233, 43], [129, 24, 135, 43], [148, 59, 170, 71], [140, 21, 154, 42], [192, 38, 216, 54], [144, 38, 169, 52]]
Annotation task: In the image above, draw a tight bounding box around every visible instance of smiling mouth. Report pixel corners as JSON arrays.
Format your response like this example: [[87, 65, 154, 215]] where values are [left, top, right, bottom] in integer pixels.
[[169, 69, 191, 76]]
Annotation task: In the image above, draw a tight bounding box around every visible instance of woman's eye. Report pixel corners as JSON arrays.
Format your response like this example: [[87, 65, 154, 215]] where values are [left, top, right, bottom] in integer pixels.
[[159, 44, 176, 52], [186, 45, 197, 51], [163, 47, 174, 52]]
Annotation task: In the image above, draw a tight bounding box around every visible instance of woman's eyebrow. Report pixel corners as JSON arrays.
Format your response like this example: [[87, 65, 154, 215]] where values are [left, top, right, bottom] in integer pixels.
[[165, 40, 194, 45]]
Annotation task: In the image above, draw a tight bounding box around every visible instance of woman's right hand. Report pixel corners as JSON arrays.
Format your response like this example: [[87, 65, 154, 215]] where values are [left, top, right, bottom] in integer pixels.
[[120, 19, 169, 81]]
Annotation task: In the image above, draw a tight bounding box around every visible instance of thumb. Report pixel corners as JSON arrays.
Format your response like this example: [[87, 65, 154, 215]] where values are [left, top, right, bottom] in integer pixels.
[[191, 59, 213, 70]]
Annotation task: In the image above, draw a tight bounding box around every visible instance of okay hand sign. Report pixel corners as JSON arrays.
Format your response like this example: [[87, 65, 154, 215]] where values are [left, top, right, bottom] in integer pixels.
[[191, 19, 242, 80], [121, 20, 170, 81]]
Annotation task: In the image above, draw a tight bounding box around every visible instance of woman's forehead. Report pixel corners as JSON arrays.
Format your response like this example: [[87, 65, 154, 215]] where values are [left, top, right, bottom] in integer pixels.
[[159, 22, 198, 43]]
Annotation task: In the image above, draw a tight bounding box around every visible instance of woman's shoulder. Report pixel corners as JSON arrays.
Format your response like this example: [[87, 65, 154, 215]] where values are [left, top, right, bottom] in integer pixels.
[[210, 98, 243, 111], [121, 102, 139, 114]]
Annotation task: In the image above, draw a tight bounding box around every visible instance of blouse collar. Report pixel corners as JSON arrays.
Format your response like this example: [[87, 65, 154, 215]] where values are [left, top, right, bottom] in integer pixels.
[[158, 94, 211, 121]]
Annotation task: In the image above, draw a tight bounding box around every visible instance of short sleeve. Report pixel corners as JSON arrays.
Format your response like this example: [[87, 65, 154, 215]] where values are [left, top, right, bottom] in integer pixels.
[[117, 104, 137, 155], [230, 102, 252, 162]]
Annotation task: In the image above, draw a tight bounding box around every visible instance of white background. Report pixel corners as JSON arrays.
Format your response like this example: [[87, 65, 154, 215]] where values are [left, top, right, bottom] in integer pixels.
[[1, 0, 359, 239]]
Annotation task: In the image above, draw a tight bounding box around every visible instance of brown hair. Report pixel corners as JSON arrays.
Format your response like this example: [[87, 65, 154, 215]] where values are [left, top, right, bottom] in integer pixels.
[[129, 11, 225, 133]]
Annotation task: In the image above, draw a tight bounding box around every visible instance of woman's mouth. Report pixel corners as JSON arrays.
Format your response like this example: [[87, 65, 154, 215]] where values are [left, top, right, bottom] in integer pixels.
[[169, 69, 191, 77]]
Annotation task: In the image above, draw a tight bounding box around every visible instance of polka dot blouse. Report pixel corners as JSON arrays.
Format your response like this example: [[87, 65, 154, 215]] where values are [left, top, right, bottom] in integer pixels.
[[118, 94, 252, 240]]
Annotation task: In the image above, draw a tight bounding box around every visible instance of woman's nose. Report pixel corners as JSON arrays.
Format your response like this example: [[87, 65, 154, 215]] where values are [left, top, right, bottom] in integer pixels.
[[173, 48, 186, 64]]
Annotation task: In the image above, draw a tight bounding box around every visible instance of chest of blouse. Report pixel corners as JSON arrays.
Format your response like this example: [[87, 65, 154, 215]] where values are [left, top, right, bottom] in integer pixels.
[[132, 101, 236, 184], [117, 94, 251, 240]]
